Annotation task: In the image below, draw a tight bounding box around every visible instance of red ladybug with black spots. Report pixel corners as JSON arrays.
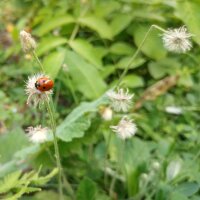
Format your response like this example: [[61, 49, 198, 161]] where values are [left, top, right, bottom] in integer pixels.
[[35, 77, 54, 92]]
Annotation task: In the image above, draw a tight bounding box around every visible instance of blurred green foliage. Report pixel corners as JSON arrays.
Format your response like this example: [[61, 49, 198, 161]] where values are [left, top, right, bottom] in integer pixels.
[[1, 0, 200, 199]]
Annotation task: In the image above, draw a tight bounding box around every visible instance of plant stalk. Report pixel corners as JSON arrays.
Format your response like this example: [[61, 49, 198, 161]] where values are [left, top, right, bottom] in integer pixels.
[[116, 24, 166, 86], [32, 51, 65, 199]]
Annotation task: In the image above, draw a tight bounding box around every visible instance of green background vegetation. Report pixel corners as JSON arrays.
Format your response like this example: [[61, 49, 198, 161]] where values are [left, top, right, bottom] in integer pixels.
[[0, 0, 200, 199]]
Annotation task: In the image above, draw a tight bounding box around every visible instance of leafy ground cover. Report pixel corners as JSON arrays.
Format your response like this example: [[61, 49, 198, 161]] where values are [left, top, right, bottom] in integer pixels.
[[0, 0, 200, 199]]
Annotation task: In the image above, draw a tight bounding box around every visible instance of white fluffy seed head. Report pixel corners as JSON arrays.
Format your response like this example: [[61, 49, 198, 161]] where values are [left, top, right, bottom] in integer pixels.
[[162, 26, 193, 53], [20, 30, 36, 53], [110, 116, 137, 140], [107, 88, 134, 112], [26, 125, 49, 143], [25, 73, 53, 107]]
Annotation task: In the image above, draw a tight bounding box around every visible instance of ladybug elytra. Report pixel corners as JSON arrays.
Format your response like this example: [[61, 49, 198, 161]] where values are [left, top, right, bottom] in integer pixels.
[[35, 77, 54, 92]]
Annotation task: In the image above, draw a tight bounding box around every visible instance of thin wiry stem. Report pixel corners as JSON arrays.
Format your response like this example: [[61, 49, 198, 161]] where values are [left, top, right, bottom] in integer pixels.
[[32, 52, 68, 199], [45, 97, 63, 200], [116, 24, 166, 87], [32, 51, 45, 73]]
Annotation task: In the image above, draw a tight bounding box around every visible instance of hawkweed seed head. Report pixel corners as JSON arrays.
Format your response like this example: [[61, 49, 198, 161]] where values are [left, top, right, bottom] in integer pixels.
[[100, 107, 113, 121], [107, 88, 134, 112], [162, 26, 193, 53], [25, 74, 53, 106], [110, 116, 137, 140], [26, 125, 49, 143], [20, 30, 36, 53]]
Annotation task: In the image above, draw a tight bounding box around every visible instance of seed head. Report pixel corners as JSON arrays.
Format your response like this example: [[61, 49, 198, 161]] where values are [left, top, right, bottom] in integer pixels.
[[26, 125, 49, 143], [20, 30, 36, 53], [107, 88, 134, 112], [25, 74, 53, 106], [162, 26, 193, 53], [110, 116, 137, 140]]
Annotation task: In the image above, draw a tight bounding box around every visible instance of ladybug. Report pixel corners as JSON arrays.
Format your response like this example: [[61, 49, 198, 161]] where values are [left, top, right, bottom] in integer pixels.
[[35, 77, 54, 92]]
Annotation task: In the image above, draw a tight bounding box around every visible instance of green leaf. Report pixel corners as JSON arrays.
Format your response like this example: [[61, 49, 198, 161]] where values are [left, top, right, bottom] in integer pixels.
[[0, 171, 21, 193], [110, 13, 134, 36], [78, 15, 112, 39], [64, 50, 107, 99], [57, 116, 91, 142], [176, 1, 200, 44], [69, 39, 103, 68], [57, 94, 108, 141], [0, 128, 29, 163], [175, 182, 199, 197], [170, 192, 188, 200], [148, 58, 180, 79], [133, 24, 167, 60], [36, 37, 67, 56], [94, 1, 120, 17], [34, 15, 75, 36], [77, 178, 97, 200], [109, 42, 135, 55], [43, 50, 65, 79], [121, 75, 144, 88], [32, 168, 58, 185]]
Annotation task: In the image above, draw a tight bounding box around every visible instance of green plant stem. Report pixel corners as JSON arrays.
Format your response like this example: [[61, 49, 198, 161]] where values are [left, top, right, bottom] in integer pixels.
[[32, 51, 66, 199], [104, 131, 112, 187], [32, 51, 45, 73], [109, 140, 126, 197], [45, 97, 64, 200], [116, 24, 166, 87]]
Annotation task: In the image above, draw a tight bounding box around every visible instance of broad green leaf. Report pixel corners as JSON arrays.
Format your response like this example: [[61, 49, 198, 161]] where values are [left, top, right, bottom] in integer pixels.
[[69, 39, 103, 68], [175, 182, 199, 197], [57, 116, 91, 142], [57, 94, 108, 141], [148, 62, 166, 79], [176, 1, 200, 44], [148, 58, 180, 79], [110, 42, 135, 55], [110, 13, 134, 36], [122, 74, 144, 88], [94, 1, 120, 17], [36, 37, 67, 56], [77, 178, 97, 200], [78, 16, 112, 39], [0, 128, 29, 163], [64, 50, 107, 99], [133, 25, 167, 60], [43, 50, 65, 79], [34, 15, 75, 36]]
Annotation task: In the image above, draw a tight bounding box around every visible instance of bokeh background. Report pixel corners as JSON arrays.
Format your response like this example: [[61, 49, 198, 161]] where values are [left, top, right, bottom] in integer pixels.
[[1, 0, 200, 199]]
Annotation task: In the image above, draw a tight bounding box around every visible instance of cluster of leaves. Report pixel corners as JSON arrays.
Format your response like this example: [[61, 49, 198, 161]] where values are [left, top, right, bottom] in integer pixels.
[[1, 0, 200, 199], [0, 168, 58, 200]]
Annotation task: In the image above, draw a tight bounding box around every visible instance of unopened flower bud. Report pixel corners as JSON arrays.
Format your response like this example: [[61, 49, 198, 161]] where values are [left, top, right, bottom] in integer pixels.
[[20, 30, 36, 53], [100, 107, 113, 121]]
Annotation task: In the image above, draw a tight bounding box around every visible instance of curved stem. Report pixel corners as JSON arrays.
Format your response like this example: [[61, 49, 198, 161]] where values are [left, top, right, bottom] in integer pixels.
[[116, 24, 166, 87]]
